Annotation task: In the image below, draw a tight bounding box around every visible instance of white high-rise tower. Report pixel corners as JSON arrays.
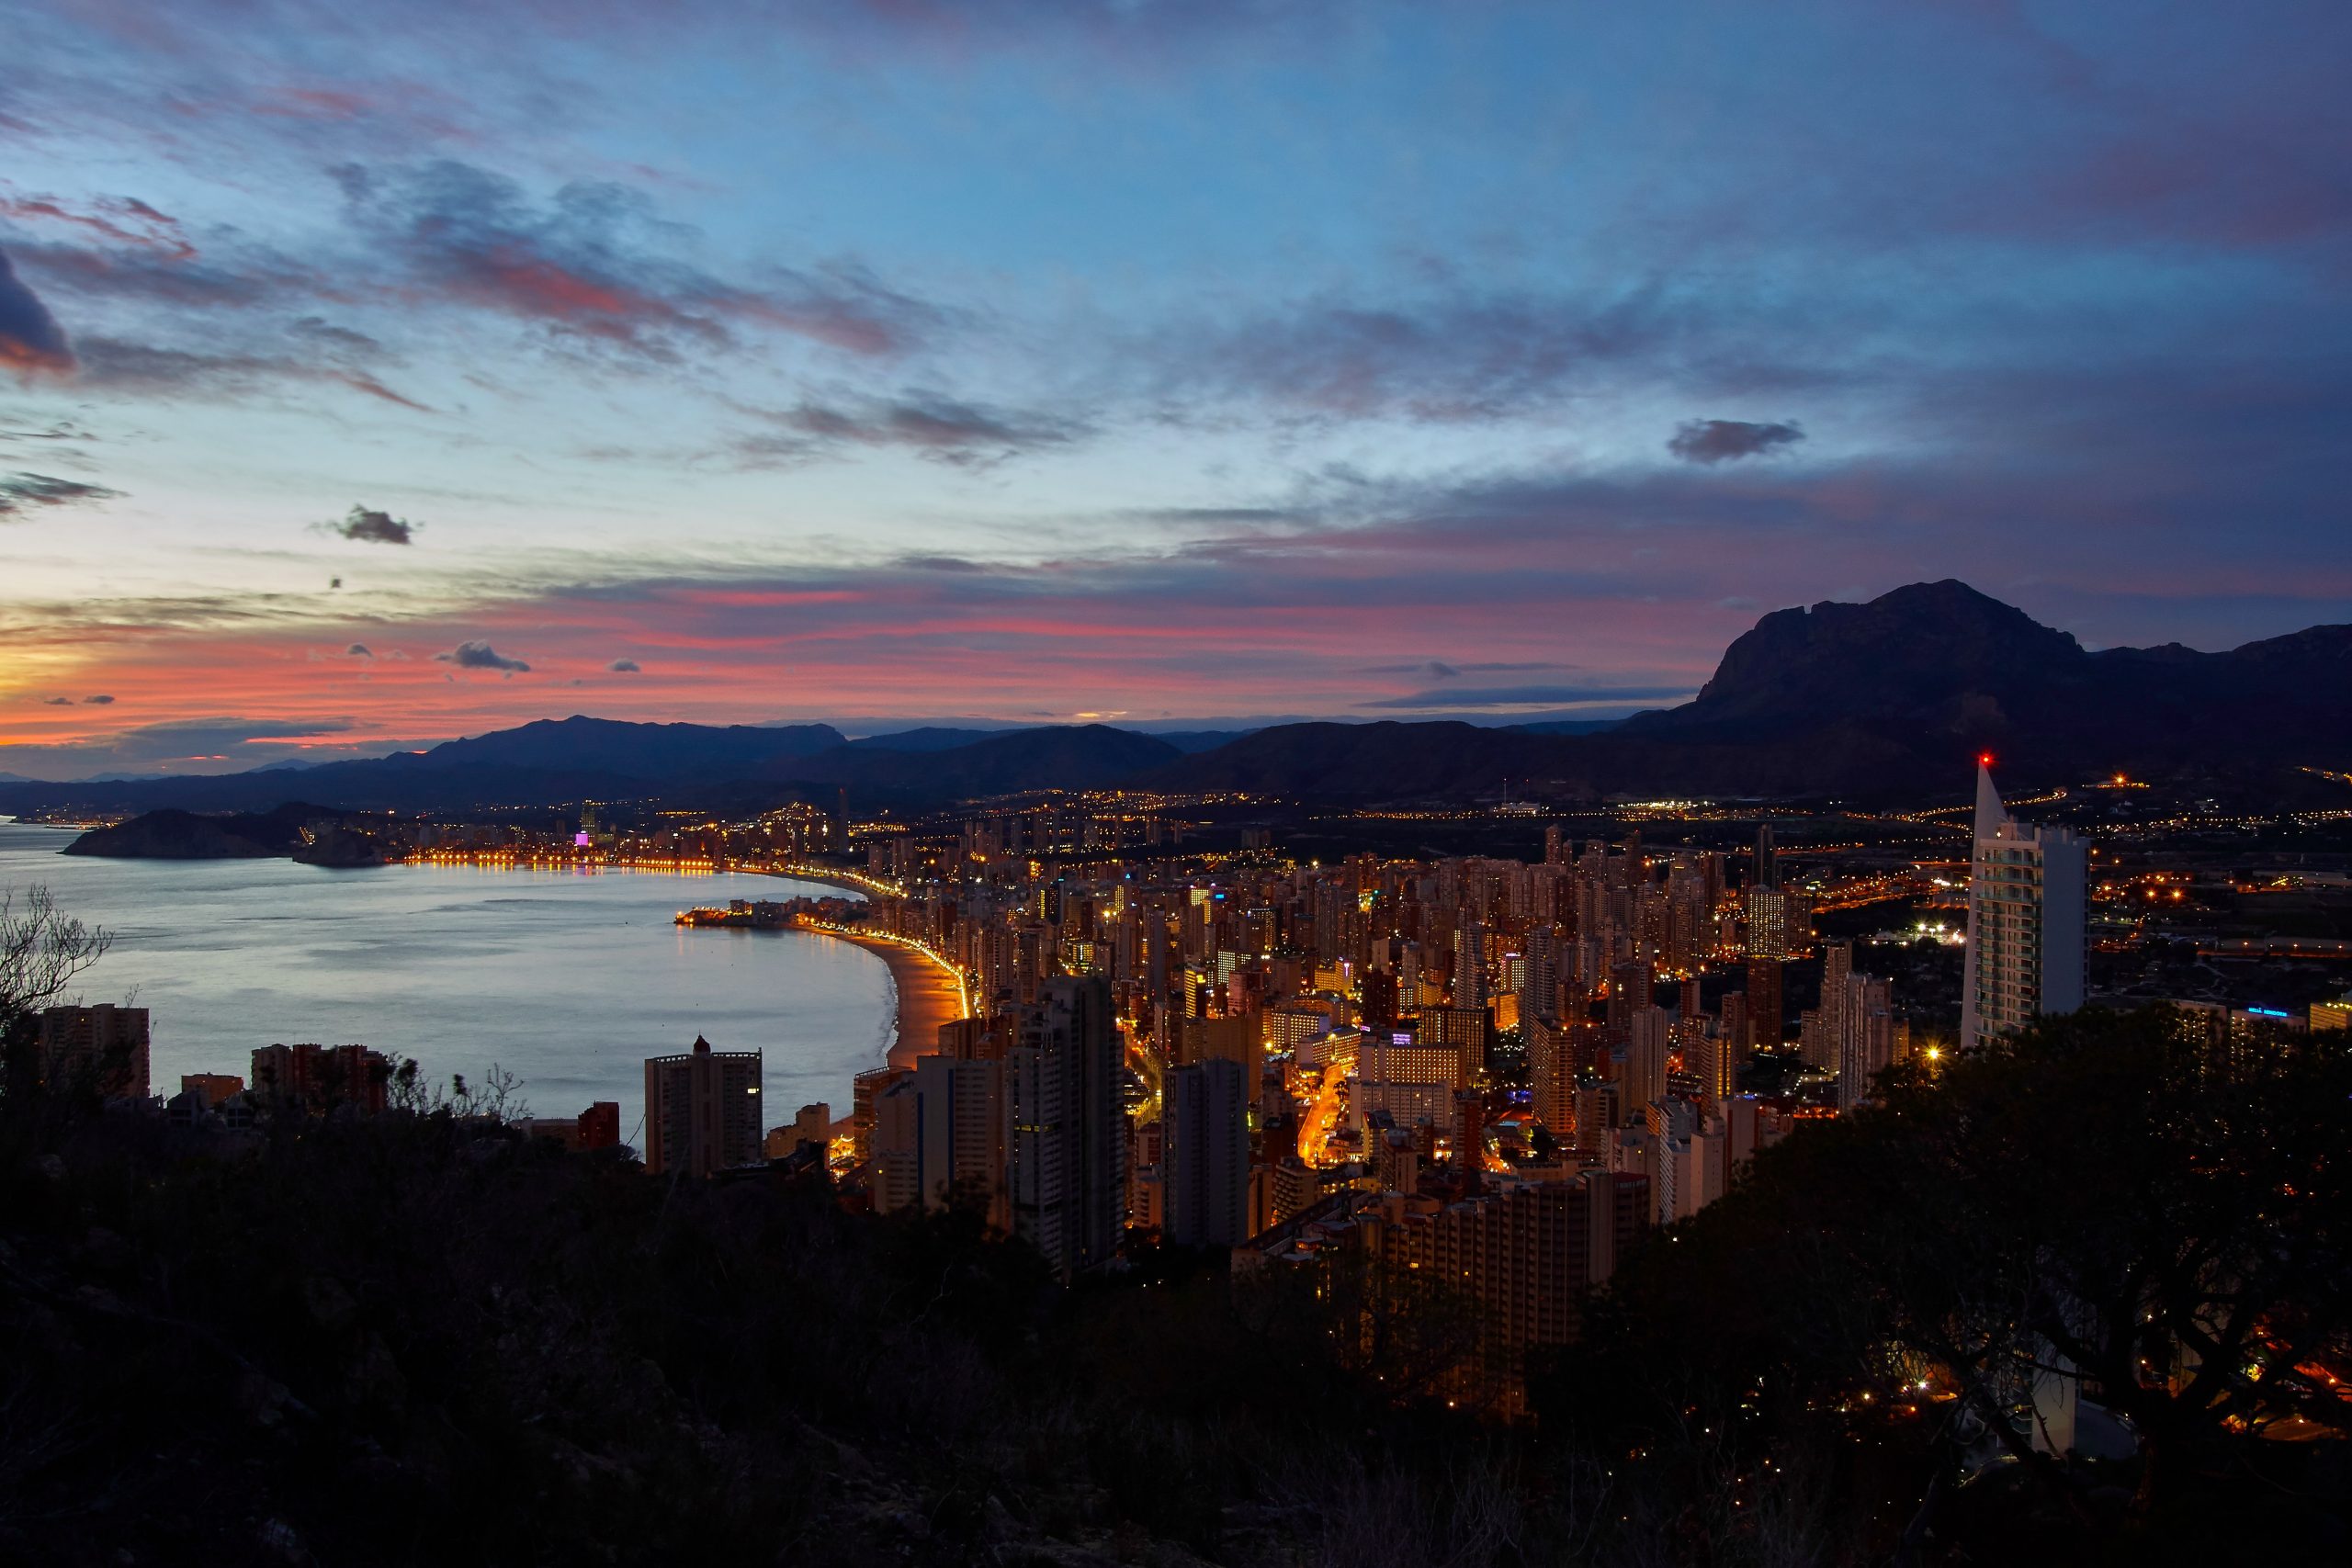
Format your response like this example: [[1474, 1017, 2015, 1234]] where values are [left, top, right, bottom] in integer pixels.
[[1959, 759, 2086, 1052]]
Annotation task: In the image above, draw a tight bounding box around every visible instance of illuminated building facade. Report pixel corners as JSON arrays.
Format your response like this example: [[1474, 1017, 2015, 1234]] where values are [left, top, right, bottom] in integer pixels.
[[642, 1034, 763, 1179], [1960, 761, 2086, 1052]]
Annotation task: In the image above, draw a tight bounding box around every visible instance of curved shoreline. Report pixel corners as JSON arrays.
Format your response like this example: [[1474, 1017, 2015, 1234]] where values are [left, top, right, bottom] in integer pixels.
[[801, 926, 968, 1072], [746, 864, 890, 898]]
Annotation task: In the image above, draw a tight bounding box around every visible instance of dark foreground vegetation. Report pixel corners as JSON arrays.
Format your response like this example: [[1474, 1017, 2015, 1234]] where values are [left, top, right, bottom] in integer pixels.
[[3, 891, 2347, 1565]]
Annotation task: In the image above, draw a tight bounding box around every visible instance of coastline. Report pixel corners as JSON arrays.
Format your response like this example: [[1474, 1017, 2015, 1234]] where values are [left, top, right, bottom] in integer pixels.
[[802, 925, 968, 1072], [748, 864, 891, 898]]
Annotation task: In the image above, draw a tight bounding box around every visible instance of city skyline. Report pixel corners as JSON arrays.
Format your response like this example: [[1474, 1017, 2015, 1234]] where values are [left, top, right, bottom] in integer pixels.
[[6, 1, 2352, 778]]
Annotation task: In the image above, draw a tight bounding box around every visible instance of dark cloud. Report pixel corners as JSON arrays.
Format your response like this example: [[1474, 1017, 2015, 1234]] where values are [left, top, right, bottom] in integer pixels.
[[434, 639, 529, 672], [82, 694, 115, 705], [1668, 419, 1806, 464], [1363, 660, 1563, 677], [606, 657, 640, 672], [40, 696, 72, 705], [324, 504, 417, 545], [1163, 289, 1695, 423], [0, 471, 124, 518], [1361, 683, 1695, 710], [892, 554, 989, 573], [0, 246, 75, 377], [73, 337, 431, 411], [0, 715, 402, 780], [345, 642, 373, 658], [6, 238, 291, 311], [735, 393, 1087, 468], [334, 160, 937, 359]]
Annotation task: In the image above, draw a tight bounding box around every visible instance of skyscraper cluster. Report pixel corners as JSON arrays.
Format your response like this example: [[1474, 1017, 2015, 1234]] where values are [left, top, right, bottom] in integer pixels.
[[802, 804, 1932, 1404]]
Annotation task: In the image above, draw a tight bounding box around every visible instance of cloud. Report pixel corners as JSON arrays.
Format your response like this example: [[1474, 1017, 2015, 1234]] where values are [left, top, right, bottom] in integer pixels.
[[345, 642, 374, 658], [0, 471, 124, 518], [72, 337, 431, 411], [606, 657, 640, 671], [434, 639, 529, 672], [334, 160, 937, 359], [324, 504, 417, 545], [0, 246, 74, 377], [1361, 683, 1696, 710], [1161, 289, 1693, 423], [892, 553, 989, 572], [1668, 419, 1807, 464], [0, 715, 417, 780], [40, 696, 72, 705], [82, 694, 115, 705], [0, 191, 196, 260], [1363, 660, 1564, 677], [733, 393, 1087, 469]]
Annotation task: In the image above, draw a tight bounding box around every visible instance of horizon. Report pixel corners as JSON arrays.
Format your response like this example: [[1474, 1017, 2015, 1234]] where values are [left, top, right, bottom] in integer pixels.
[[7, 3, 2352, 778]]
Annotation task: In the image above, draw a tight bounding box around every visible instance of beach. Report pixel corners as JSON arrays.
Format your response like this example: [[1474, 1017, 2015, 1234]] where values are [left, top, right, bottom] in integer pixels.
[[802, 927, 969, 1071]]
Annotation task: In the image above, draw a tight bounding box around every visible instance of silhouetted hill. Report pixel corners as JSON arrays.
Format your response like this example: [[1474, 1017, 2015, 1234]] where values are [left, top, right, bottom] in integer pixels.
[[783, 725, 1183, 795], [62, 802, 326, 858], [7, 584, 2350, 813], [1610, 580, 2352, 784], [1154, 583, 2352, 799], [841, 726, 1011, 752], [1624, 580, 2082, 743], [411, 715, 844, 778]]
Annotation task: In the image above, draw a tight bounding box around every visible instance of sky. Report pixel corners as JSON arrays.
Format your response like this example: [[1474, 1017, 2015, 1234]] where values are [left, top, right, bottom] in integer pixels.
[[2, 0, 2348, 779]]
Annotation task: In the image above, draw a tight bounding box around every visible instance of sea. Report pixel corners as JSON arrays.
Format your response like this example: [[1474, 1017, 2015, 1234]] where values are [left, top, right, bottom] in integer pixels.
[[0, 818, 892, 1146]]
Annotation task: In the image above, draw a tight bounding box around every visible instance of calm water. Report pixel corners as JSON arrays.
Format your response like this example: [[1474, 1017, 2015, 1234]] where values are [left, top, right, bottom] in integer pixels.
[[0, 819, 890, 1145]]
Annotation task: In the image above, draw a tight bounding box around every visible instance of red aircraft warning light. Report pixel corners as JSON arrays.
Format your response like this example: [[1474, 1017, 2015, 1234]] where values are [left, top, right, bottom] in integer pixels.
[[1977, 751, 1995, 767]]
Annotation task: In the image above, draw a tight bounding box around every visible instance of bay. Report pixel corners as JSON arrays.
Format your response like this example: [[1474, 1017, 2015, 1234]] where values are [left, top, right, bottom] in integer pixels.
[[0, 819, 890, 1146]]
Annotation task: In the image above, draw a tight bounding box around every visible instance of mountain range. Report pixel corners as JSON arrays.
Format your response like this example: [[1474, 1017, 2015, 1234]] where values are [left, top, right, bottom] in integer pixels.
[[6, 581, 2347, 815]]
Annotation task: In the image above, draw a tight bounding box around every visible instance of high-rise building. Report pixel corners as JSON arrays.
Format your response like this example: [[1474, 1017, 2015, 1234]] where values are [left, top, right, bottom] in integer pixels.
[[870, 1075, 926, 1212], [1836, 974, 1899, 1111], [1526, 1013, 1577, 1137], [178, 1072, 243, 1110], [1418, 1005, 1489, 1082], [1625, 1006, 1670, 1111], [1692, 1025, 1736, 1115], [1174, 1011, 1261, 1085], [580, 1101, 622, 1149], [1810, 941, 1854, 1072], [1336, 1171, 1649, 1416], [920, 1053, 1008, 1225], [1519, 924, 1559, 1036], [1357, 966, 1400, 1032], [1960, 761, 2087, 1052], [1746, 957, 1784, 1049], [1165, 1057, 1250, 1247], [851, 1065, 907, 1163], [872, 1054, 1012, 1224], [35, 1004, 150, 1100], [1010, 976, 1126, 1277], [1719, 991, 1750, 1062], [1743, 884, 1806, 961], [1453, 921, 1489, 1009], [251, 1042, 388, 1115], [643, 1035, 763, 1178], [1646, 1098, 1729, 1224]]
